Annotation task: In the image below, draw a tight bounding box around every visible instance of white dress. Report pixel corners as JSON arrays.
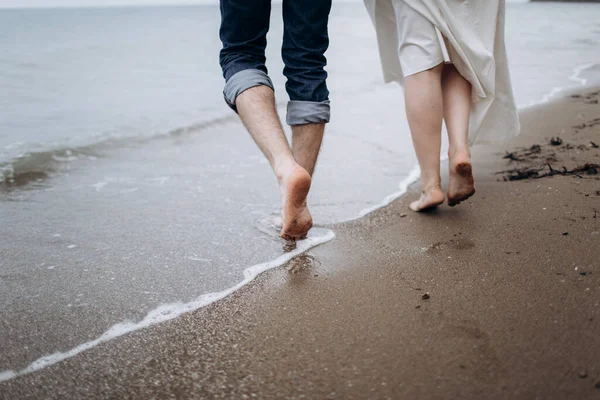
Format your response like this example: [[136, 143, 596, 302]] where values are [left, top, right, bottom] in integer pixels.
[[364, 0, 520, 144]]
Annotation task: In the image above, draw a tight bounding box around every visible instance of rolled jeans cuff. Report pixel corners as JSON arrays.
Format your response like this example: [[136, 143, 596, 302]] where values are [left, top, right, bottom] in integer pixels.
[[286, 100, 331, 126], [223, 69, 274, 112]]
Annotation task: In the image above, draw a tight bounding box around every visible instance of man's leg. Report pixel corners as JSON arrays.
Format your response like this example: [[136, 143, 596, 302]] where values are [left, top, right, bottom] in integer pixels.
[[282, 0, 332, 177], [236, 87, 313, 240], [219, 0, 312, 240], [291, 124, 325, 176]]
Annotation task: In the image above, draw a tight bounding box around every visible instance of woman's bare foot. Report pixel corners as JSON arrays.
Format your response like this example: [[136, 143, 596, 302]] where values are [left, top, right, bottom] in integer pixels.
[[447, 152, 475, 207], [279, 165, 313, 240], [409, 185, 445, 212]]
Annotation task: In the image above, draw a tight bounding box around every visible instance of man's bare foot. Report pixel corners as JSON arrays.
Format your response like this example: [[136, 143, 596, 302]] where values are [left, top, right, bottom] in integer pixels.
[[279, 165, 313, 240], [409, 186, 445, 212], [447, 152, 475, 207]]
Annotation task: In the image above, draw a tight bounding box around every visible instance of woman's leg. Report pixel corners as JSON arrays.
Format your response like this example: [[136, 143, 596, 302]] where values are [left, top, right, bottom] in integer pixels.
[[441, 64, 475, 206], [404, 63, 446, 212]]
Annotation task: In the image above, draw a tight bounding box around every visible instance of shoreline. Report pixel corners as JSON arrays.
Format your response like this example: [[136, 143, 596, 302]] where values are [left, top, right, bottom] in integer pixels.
[[534, 62, 597, 106], [2, 86, 599, 398], [0, 228, 336, 382]]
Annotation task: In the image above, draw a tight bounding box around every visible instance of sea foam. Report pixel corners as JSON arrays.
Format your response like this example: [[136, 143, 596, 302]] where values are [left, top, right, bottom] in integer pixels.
[[0, 228, 335, 382]]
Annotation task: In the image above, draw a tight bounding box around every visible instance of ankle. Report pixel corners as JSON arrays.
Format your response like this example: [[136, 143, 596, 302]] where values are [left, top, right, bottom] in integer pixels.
[[274, 159, 300, 182], [448, 147, 471, 161], [421, 179, 442, 193]]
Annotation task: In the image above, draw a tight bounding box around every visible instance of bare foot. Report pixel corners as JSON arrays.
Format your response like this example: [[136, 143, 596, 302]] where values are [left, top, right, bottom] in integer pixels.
[[279, 166, 313, 240], [409, 186, 445, 212], [447, 153, 475, 207]]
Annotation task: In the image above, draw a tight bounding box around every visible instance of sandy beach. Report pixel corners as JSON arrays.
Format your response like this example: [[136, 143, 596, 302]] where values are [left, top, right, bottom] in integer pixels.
[[2, 85, 599, 398]]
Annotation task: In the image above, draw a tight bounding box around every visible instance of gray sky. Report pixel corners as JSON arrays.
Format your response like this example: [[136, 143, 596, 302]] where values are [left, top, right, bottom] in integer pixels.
[[0, 0, 521, 9], [0, 0, 216, 8], [1, 0, 367, 8]]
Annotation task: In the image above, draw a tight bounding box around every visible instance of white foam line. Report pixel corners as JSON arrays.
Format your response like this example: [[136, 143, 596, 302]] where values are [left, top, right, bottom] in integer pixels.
[[0, 228, 335, 383], [539, 87, 565, 105], [353, 154, 453, 221], [534, 62, 595, 106], [568, 62, 592, 86], [356, 164, 421, 219], [91, 181, 108, 192]]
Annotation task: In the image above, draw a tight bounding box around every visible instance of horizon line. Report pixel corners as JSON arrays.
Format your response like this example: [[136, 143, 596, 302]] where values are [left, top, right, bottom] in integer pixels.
[[0, 0, 366, 10], [0, 0, 526, 10]]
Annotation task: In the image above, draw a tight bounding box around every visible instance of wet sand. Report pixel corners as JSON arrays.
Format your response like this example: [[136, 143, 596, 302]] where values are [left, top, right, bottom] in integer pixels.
[[2, 87, 600, 399]]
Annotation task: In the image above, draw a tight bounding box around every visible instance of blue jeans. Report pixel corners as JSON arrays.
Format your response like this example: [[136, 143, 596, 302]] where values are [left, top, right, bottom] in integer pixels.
[[219, 0, 332, 126]]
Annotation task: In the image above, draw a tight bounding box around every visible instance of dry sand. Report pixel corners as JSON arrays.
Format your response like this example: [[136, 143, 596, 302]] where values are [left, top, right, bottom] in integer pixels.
[[2, 88, 600, 399]]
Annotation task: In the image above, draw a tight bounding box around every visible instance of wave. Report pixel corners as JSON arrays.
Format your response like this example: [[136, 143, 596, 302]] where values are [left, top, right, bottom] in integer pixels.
[[533, 62, 599, 106], [0, 228, 336, 383], [0, 113, 239, 186], [356, 164, 421, 219]]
